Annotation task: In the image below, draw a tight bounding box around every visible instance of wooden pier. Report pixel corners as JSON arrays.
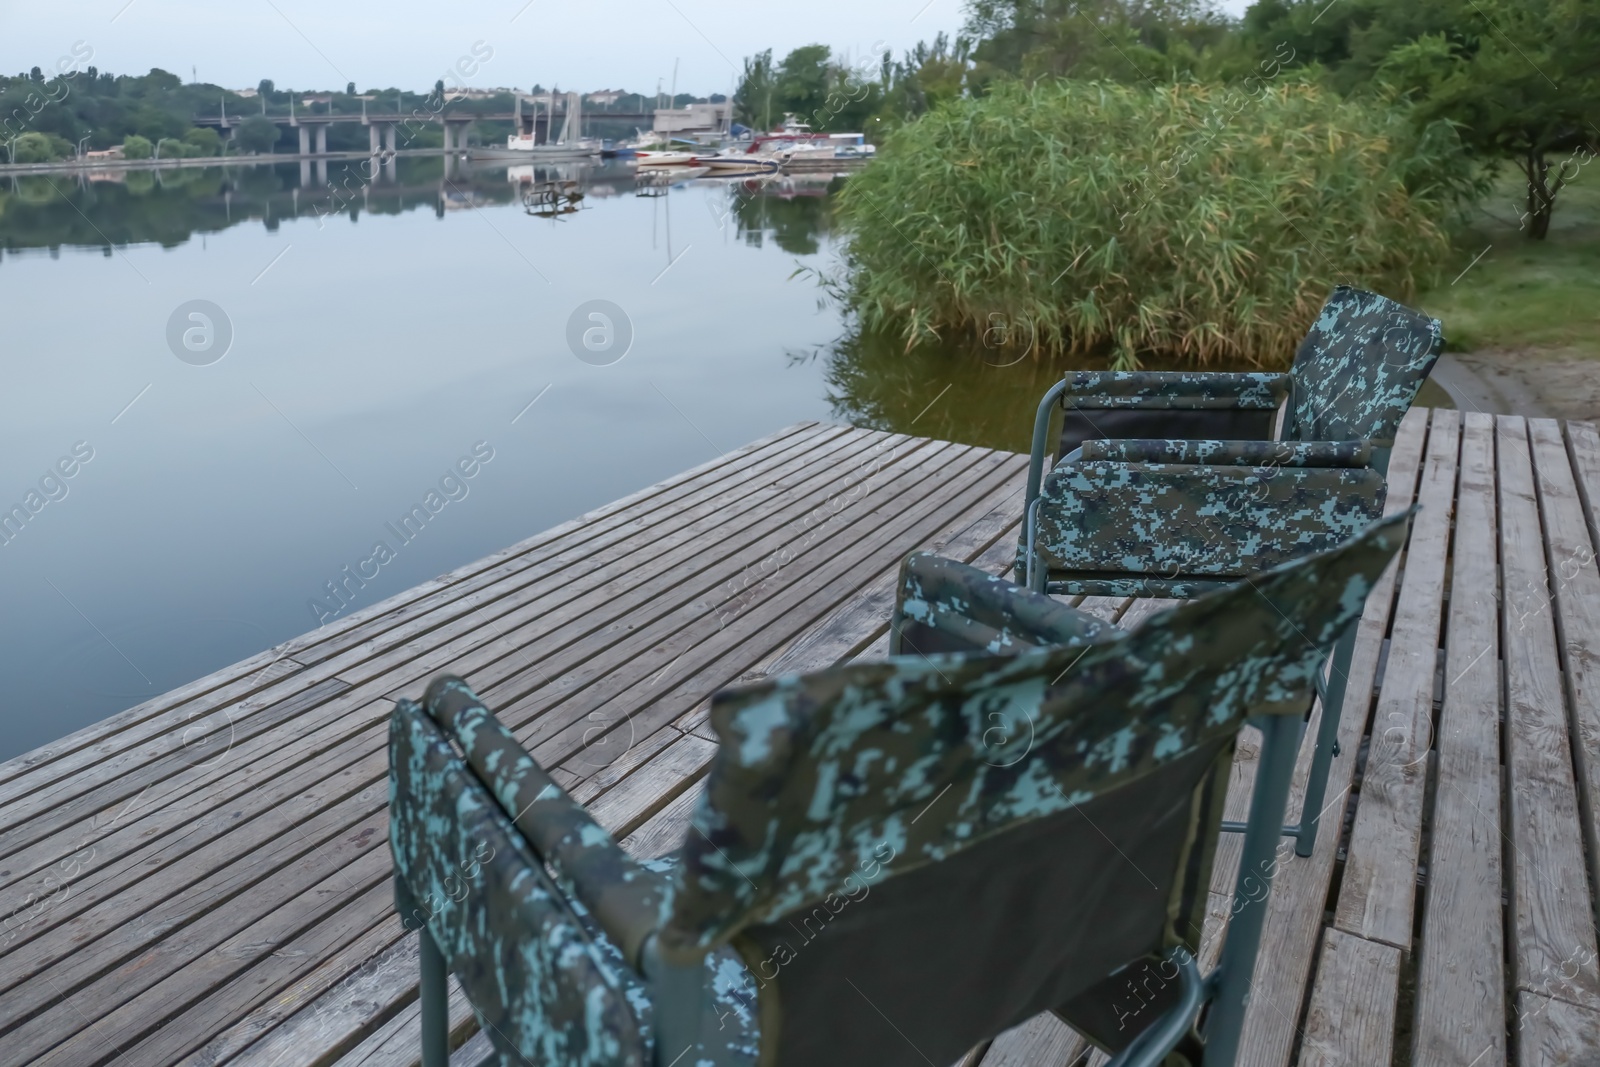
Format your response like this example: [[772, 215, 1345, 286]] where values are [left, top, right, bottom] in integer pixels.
[[4, 411, 1600, 1066]]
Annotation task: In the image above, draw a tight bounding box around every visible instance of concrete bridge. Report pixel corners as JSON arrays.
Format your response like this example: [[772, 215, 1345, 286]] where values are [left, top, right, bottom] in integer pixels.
[[195, 99, 660, 156]]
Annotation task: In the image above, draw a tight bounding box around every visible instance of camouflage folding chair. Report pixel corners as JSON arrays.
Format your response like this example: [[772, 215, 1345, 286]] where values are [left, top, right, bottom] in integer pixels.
[[1016, 285, 1441, 857], [388, 513, 1410, 1067]]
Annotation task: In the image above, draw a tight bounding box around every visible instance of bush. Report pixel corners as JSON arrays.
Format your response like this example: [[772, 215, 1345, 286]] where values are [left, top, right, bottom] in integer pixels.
[[122, 134, 153, 159], [11, 132, 69, 163], [837, 78, 1469, 366]]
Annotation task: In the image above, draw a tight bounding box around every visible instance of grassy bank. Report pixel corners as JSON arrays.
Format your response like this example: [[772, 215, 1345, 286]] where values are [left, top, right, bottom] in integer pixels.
[[1419, 166, 1600, 355]]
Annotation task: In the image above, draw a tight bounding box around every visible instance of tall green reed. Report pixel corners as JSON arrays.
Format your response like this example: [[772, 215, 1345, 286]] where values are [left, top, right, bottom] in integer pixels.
[[837, 78, 1465, 367]]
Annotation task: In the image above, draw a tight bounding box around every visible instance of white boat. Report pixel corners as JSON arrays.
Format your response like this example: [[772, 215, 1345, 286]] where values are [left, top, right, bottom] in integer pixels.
[[689, 154, 781, 174], [635, 151, 698, 166]]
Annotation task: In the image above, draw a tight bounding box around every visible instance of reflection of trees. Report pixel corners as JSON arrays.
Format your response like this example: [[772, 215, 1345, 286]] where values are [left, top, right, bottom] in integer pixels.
[[731, 176, 847, 256], [806, 325, 1074, 453], [815, 322, 1271, 453], [0, 160, 514, 256]]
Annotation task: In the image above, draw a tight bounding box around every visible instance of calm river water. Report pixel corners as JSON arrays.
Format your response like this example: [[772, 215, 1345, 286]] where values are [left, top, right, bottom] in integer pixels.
[[0, 156, 1076, 758]]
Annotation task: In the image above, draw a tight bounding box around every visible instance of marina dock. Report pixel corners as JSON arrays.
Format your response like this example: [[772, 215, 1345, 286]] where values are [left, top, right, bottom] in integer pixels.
[[3, 410, 1598, 1065]]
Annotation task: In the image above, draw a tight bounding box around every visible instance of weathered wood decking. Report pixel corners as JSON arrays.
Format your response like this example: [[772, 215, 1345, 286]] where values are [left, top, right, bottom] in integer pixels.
[[3, 411, 1599, 1066]]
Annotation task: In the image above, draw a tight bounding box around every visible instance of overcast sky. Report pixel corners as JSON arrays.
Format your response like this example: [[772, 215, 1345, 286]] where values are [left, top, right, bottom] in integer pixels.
[[1, 0, 1254, 97]]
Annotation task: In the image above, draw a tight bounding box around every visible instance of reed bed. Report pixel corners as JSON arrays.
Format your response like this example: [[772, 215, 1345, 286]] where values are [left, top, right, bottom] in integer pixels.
[[837, 79, 1465, 366]]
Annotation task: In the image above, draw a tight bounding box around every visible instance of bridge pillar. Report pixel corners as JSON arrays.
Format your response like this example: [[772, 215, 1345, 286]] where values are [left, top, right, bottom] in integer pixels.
[[314, 157, 327, 186], [299, 158, 312, 187], [369, 124, 382, 154], [383, 122, 399, 153], [443, 120, 471, 155], [314, 125, 328, 156], [298, 125, 311, 156]]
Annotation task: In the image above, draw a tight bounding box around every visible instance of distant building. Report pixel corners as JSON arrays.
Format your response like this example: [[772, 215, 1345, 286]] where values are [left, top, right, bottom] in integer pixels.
[[301, 93, 334, 105], [445, 87, 516, 101], [585, 89, 626, 106], [233, 88, 259, 98], [84, 146, 124, 161], [653, 102, 731, 134]]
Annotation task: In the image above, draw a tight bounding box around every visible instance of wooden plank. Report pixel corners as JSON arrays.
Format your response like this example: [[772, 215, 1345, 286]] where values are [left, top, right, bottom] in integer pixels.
[[176, 913, 406, 1067], [1208, 725, 1263, 902], [1515, 990, 1600, 1066], [17, 826, 392, 1064], [586, 733, 719, 838], [1497, 415, 1600, 1011], [619, 781, 706, 861], [108, 881, 395, 1066], [223, 931, 424, 1067], [356, 436, 969, 729], [1532, 418, 1600, 936], [322, 971, 479, 1067], [1299, 928, 1402, 1066], [1232, 403, 1429, 1066], [1567, 421, 1600, 551], [0, 714, 391, 1001], [672, 469, 1028, 741], [1412, 411, 1507, 1067], [1113, 597, 1180, 632], [977, 1012, 1091, 1067], [566, 726, 682, 805], [1335, 409, 1460, 948], [0, 676, 352, 871], [507, 450, 1024, 772]]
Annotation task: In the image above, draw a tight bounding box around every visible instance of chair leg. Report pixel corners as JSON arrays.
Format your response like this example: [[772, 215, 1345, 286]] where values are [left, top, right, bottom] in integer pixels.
[[1294, 627, 1357, 858], [1204, 713, 1298, 1066], [420, 927, 450, 1067]]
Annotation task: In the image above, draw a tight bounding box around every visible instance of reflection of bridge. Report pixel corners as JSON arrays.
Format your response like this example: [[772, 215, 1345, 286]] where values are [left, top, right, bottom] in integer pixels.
[[193, 102, 660, 156]]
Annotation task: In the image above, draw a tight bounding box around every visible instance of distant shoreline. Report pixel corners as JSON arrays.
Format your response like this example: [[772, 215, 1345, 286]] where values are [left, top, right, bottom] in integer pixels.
[[0, 148, 460, 176]]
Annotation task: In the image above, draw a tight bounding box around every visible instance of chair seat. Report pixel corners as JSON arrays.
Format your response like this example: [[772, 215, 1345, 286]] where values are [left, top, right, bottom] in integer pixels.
[[1080, 439, 1374, 469]]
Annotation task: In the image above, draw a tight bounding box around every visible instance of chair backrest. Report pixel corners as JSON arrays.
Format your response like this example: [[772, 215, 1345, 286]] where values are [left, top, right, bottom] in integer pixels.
[[659, 511, 1411, 1067], [389, 706, 654, 1066], [1288, 285, 1443, 444], [1033, 457, 1388, 591]]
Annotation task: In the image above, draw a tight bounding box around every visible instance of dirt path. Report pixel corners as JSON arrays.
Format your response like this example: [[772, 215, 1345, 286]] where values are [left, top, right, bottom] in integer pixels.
[[1431, 348, 1600, 423]]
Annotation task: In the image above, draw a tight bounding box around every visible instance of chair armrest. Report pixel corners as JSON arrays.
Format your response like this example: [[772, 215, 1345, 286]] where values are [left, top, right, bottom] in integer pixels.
[[1104, 950, 1204, 1067], [1060, 371, 1289, 411], [1079, 439, 1375, 469], [420, 675, 669, 968], [892, 551, 1120, 656], [1028, 374, 1291, 509]]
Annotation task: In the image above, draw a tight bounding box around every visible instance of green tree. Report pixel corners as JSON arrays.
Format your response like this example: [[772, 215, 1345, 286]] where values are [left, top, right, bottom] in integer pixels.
[[183, 126, 222, 156], [346, 81, 356, 95], [878, 34, 972, 128], [1376, 0, 1600, 239], [122, 134, 153, 159], [235, 116, 278, 153], [776, 45, 833, 124], [12, 132, 65, 163], [258, 78, 274, 97], [734, 49, 779, 130], [964, 0, 1228, 88]]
